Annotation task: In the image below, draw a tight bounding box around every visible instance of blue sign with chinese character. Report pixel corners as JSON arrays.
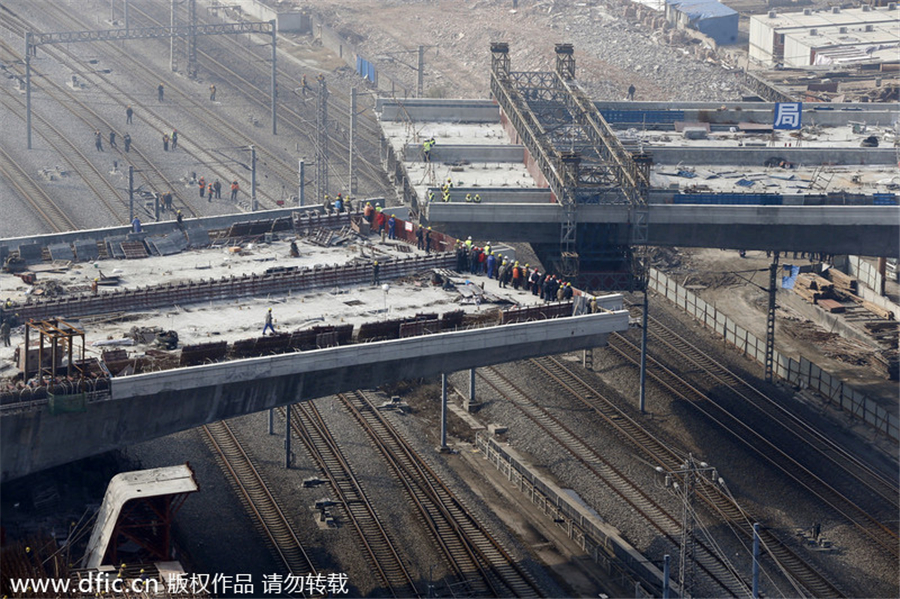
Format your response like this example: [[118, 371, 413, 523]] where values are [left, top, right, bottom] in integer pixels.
[[773, 102, 802, 130]]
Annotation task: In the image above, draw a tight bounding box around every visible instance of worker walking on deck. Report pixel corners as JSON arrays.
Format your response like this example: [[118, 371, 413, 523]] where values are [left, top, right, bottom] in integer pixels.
[[162, 133, 169, 152], [213, 179, 222, 199], [198, 176, 206, 198], [230, 180, 239, 202], [125, 105, 133, 124], [209, 84, 216, 101], [158, 83, 165, 102], [123, 133, 131, 153], [171, 129, 178, 150], [95, 130, 103, 152], [262, 308, 275, 336], [1, 320, 11, 347], [109, 131, 117, 149]]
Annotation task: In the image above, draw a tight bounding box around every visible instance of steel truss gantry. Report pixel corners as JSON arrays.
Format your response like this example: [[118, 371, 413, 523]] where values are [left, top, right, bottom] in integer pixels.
[[490, 43, 651, 282], [23, 20, 277, 148]]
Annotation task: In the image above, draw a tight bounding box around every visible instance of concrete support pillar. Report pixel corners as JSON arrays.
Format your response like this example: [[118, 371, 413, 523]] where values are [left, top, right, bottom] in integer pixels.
[[284, 403, 291, 468], [467, 368, 476, 410], [440, 373, 448, 450], [268, 408, 274, 434]]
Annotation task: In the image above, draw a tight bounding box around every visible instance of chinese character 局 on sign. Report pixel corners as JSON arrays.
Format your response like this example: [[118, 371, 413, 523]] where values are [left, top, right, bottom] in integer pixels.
[[773, 102, 802, 130]]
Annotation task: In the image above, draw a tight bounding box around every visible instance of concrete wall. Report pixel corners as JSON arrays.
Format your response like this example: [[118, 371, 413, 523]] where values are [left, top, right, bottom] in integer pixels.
[[377, 99, 499, 123], [632, 146, 898, 166], [404, 144, 525, 163], [223, 0, 309, 32], [1, 309, 629, 481]]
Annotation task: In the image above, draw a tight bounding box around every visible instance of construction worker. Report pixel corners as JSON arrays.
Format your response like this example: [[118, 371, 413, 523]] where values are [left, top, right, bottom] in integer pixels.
[[423, 137, 435, 162], [442, 189, 450, 202], [207, 182, 214, 201], [198, 176, 206, 198], [109, 130, 117, 149], [209, 84, 216, 101], [230, 180, 239, 202], [123, 133, 131, 153], [162, 132, 169, 152], [416, 225, 424, 250], [427, 189, 435, 203], [372, 260, 380, 285], [163, 191, 173, 212], [176, 210, 184, 229], [323, 195, 332, 215], [364, 201, 374, 224], [132, 216, 142, 233], [334, 193, 344, 213], [387, 214, 396, 240], [91, 278, 99, 296], [627, 84, 635, 101], [171, 129, 178, 150], [301, 74, 310, 96], [213, 179, 222, 199], [0, 319, 10, 347], [125, 105, 133, 124], [157, 82, 164, 102], [465, 193, 473, 203], [473, 193, 481, 203], [262, 308, 275, 336], [425, 227, 433, 254], [446, 178, 453, 190], [290, 240, 300, 258], [95, 130, 103, 152], [464, 236, 473, 250]]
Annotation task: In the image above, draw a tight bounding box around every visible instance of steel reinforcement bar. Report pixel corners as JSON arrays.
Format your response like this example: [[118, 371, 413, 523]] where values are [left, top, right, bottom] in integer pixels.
[[13, 253, 456, 322]]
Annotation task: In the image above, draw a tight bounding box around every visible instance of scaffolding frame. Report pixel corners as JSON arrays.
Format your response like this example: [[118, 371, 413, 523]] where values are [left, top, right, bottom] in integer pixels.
[[23, 318, 86, 381]]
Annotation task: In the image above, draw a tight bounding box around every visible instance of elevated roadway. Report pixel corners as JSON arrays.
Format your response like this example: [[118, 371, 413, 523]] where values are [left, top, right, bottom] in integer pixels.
[[425, 203, 900, 258], [1, 303, 628, 481]]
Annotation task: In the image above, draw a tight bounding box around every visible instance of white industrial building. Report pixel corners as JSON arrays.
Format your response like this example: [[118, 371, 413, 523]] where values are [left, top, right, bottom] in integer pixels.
[[749, 5, 900, 66]]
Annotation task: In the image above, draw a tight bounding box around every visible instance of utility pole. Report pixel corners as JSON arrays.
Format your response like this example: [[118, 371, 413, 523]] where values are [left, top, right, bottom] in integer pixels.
[[250, 145, 257, 211], [25, 32, 32, 149], [128, 166, 135, 223], [667, 454, 718, 598], [170, 0, 176, 72], [765, 253, 779, 382], [315, 75, 329, 205], [417, 45, 424, 98], [298, 159, 305, 206], [349, 86, 357, 195], [186, 0, 197, 78], [270, 20, 277, 135]]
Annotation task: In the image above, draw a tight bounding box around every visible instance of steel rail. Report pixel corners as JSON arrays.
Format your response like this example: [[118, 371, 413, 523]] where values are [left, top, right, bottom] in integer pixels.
[[202, 420, 317, 577], [478, 365, 745, 598], [608, 328, 899, 564], [339, 390, 544, 598], [0, 142, 76, 233], [280, 402, 420, 598], [530, 354, 846, 598]]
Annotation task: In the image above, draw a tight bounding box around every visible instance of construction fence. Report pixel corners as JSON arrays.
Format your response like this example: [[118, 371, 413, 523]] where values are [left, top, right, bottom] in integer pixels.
[[648, 269, 899, 441]]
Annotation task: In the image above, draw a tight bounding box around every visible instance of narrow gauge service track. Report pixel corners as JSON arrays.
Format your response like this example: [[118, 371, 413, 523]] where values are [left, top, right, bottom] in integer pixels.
[[609, 321, 900, 563], [530, 355, 846, 599], [338, 390, 545, 598], [202, 420, 317, 577], [478, 365, 747, 598], [279, 402, 420, 598]]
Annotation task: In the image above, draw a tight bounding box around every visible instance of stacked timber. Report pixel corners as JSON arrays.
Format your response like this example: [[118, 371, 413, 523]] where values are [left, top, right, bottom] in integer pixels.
[[825, 269, 858, 294], [872, 348, 899, 381], [792, 273, 834, 304]]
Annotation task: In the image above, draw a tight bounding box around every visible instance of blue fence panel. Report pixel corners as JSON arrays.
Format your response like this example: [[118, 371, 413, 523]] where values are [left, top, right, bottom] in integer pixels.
[[356, 56, 377, 85], [674, 193, 783, 205], [598, 110, 686, 125], [873, 193, 898, 205]]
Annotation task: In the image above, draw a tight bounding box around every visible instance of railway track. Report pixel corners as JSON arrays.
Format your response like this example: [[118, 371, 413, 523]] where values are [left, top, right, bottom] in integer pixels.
[[606, 320, 900, 563], [280, 402, 420, 598], [110, 2, 389, 198], [635, 307, 900, 513], [478, 365, 748, 598], [529, 354, 846, 598], [0, 141, 77, 233], [338, 390, 544, 598], [201, 420, 317, 577], [0, 83, 130, 224]]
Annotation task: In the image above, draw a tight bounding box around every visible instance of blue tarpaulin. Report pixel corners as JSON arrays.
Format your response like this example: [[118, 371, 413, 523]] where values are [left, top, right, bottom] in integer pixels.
[[781, 265, 800, 289], [666, 0, 738, 45]]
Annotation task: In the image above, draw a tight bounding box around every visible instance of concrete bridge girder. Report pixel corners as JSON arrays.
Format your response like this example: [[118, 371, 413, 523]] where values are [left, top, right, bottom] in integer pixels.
[[1, 305, 628, 481], [424, 203, 900, 257]]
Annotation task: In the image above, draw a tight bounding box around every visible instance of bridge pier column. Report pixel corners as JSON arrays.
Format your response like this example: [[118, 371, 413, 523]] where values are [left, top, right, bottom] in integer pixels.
[[465, 368, 479, 412], [268, 408, 274, 434], [439, 373, 448, 451], [284, 404, 292, 468]]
